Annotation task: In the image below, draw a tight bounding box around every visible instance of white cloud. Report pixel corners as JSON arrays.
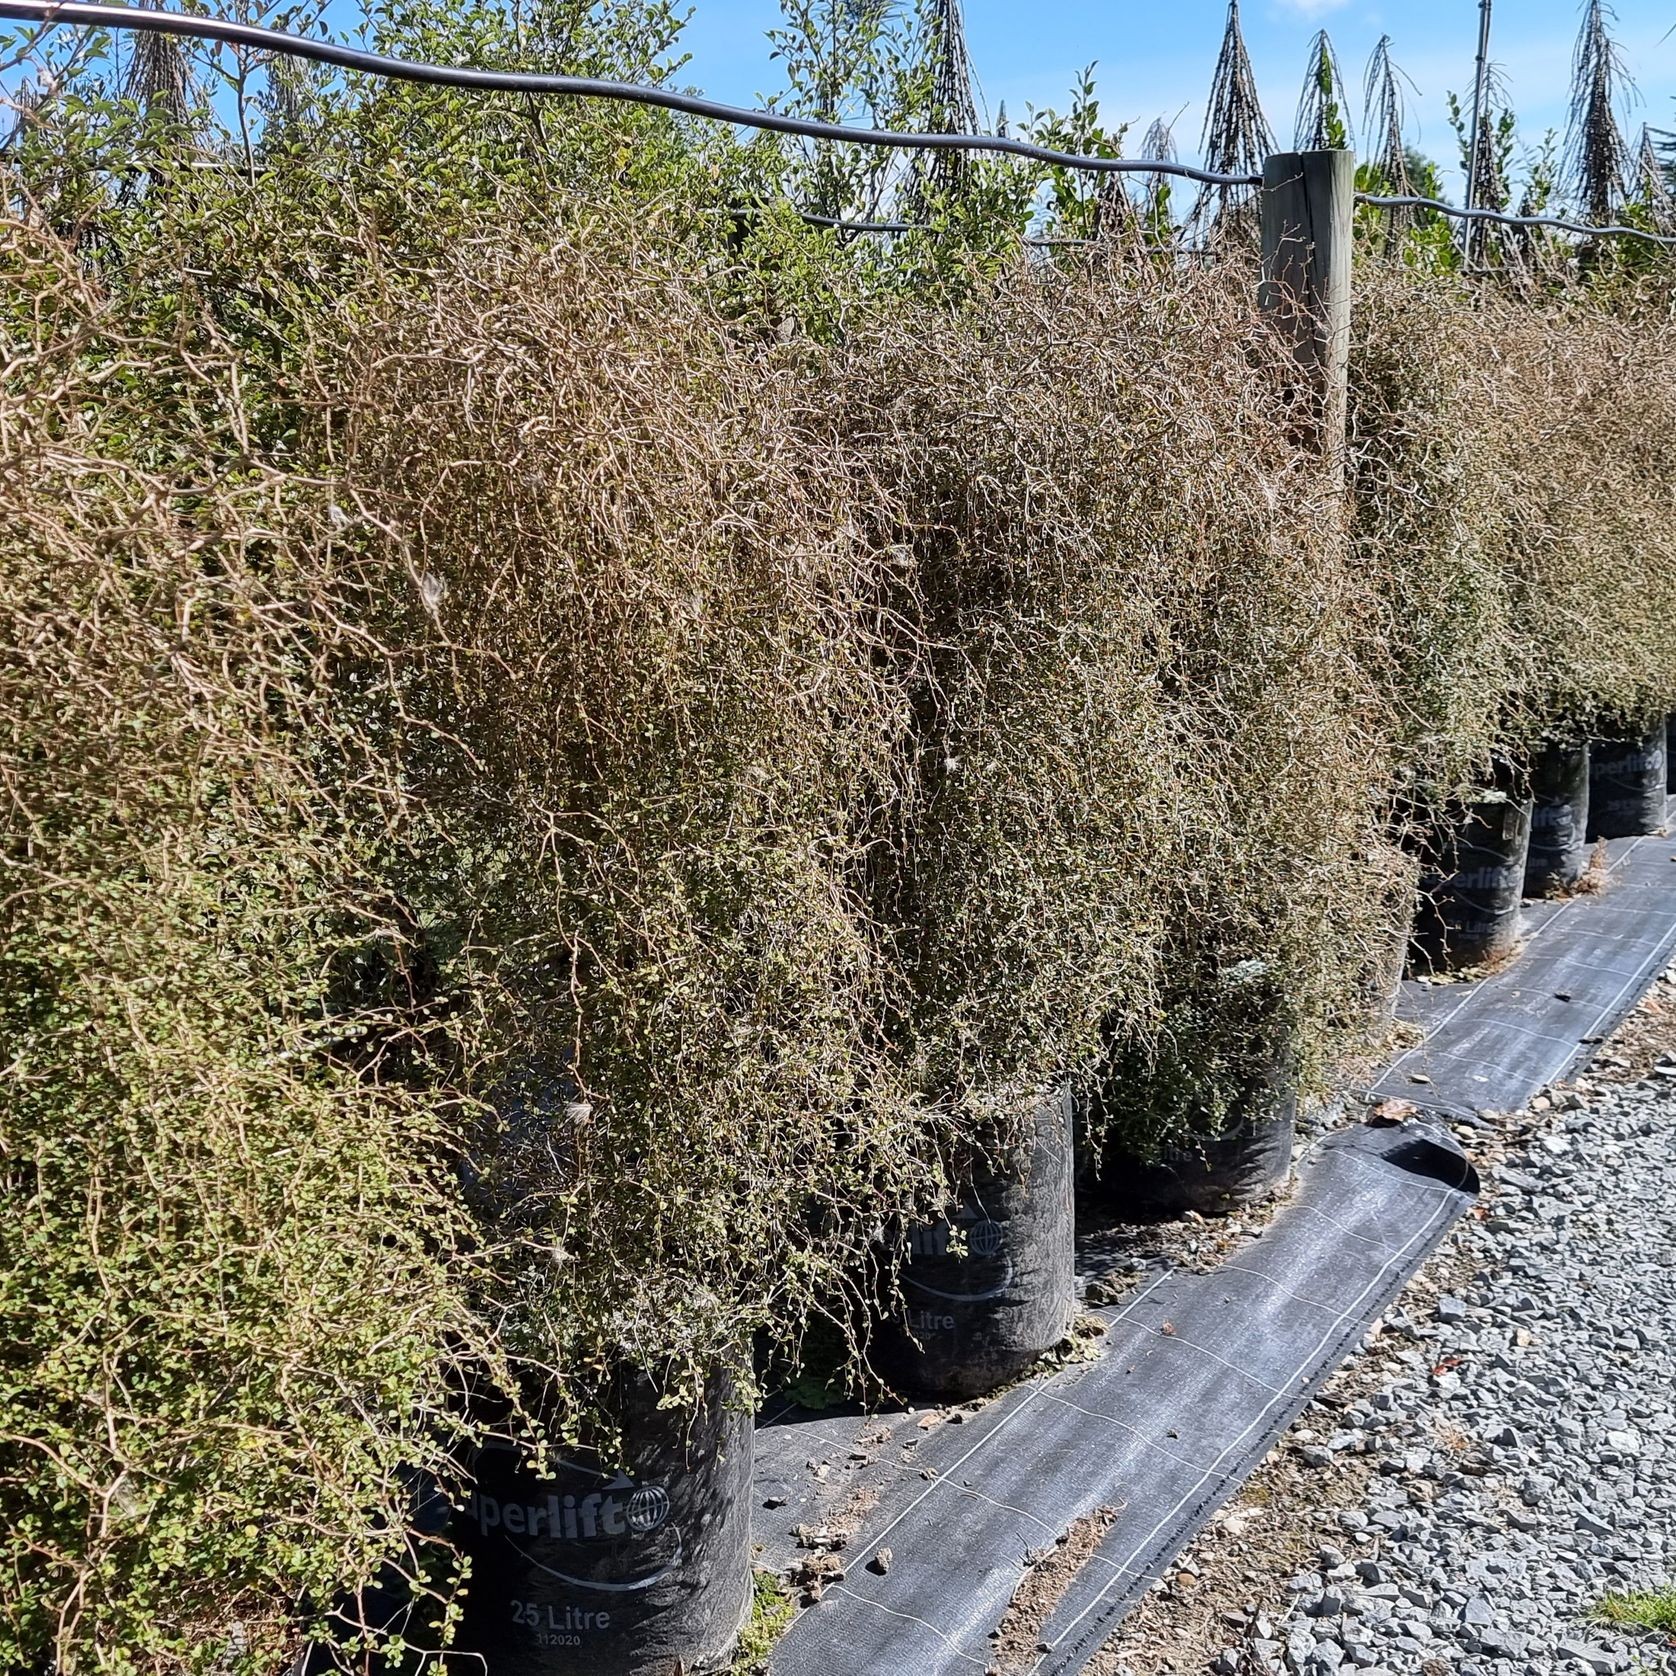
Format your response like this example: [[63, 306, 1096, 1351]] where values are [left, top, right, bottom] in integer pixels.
[[1266, 0, 1353, 19]]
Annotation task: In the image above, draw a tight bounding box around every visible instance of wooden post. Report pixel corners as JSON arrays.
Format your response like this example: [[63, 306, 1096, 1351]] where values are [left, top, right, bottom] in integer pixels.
[[1259, 148, 1354, 462]]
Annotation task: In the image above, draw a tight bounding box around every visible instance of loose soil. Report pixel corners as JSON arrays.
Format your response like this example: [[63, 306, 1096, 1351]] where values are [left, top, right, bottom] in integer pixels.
[[990, 1506, 1124, 1675]]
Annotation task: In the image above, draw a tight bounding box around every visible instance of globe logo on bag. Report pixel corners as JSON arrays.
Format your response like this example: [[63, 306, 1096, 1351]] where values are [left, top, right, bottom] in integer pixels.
[[627, 1485, 670, 1534], [968, 1218, 1004, 1258]]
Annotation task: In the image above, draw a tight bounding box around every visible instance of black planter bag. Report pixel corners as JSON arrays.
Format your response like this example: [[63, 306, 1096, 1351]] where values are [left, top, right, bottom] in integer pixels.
[[1524, 740, 1590, 895], [874, 1085, 1075, 1401], [1409, 789, 1532, 972], [451, 1370, 752, 1675], [1589, 718, 1668, 839], [1099, 1054, 1296, 1218], [1359, 919, 1410, 1030], [1667, 713, 1676, 793]]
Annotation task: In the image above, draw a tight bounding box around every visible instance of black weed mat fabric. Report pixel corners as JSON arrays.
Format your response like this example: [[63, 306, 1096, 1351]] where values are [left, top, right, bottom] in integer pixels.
[[1365, 813, 1676, 1118], [756, 1121, 1478, 1676]]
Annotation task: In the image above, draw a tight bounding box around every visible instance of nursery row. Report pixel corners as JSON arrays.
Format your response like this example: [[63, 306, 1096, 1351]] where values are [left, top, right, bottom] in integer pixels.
[[6, 199, 1676, 1675], [435, 688, 1676, 1674], [441, 718, 1676, 1676]]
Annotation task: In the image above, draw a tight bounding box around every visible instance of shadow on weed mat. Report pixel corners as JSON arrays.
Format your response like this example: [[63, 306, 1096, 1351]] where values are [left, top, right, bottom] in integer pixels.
[[754, 1120, 1477, 1676]]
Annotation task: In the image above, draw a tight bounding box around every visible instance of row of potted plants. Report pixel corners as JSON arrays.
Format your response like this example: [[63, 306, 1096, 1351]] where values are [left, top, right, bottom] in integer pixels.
[[1413, 715, 1672, 973], [435, 713, 1676, 1675]]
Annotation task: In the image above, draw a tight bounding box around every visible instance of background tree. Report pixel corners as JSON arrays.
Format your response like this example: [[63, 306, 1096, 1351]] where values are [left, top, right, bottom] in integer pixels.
[[1096, 113, 1180, 251], [1024, 61, 1125, 242], [1361, 36, 1413, 198], [1357, 38, 1453, 260], [901, 0, 978, 211], [1294, 30, 1352, 152], [1566, 0, 1631, 225], [1449, 78, 1517, 269], [1194, 0, 1272, 244], [122, 0, 199, 128], [1629, 122, 1676, 231], [769, 0, 919, 220]]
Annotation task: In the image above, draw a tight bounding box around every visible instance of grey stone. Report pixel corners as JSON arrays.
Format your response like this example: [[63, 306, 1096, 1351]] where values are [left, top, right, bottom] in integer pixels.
[[1553, 1642, 1613, 1675], [1249, 1066, 1676, 1676], [1476, 1628, 1529, 1659]]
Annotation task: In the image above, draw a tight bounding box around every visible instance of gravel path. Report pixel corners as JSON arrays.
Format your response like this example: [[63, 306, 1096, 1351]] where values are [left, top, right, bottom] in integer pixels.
[[1206, 1073, 1676, 1676]]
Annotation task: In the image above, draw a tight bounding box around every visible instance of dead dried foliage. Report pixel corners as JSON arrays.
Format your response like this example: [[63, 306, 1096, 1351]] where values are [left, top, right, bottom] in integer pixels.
[[1352, 264, 1676, 790], [823, 256, 1395, 1141]]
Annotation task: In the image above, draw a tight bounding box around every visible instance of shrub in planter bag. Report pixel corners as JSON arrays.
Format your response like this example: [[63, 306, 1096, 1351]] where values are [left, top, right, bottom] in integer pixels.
[[1099, 1040, 1297, 1217], [1524, 739, 1591, 895], [873, 1086, 1076, 1400], [452, 1370, 752, 1675], [1409, 783, 1533, 972], [1350, 849, 1420, 1038], [1588, 717, 1668, 839]]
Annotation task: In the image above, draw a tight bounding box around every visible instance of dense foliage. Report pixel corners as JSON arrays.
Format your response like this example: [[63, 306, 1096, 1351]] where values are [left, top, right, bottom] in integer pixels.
[[1350, 264, 1676, 786], [0, 222, 488, 1672], [4, 1, 1676, 1670]]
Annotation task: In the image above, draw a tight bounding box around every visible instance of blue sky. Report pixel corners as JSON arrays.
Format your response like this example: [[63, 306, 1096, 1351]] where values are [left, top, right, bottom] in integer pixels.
[[5, 0, 1668, 200], [675, 0, 1676, 190]]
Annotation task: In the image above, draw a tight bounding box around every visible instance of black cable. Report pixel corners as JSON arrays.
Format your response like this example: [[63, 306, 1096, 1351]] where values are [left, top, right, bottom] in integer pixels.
[[1357, 191, 1676, 247], [0, 0, 1265, 187], [799, 212, 932, 235], [10, 2, 1667, 248]]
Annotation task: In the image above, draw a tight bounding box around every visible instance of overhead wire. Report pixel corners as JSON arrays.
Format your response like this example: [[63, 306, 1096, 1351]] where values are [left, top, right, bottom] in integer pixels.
[[1354, 191, 1676, 246], [800, 211, 1118, 249], [3, 1, 1672, 248], [0, 0, 1261, 184]]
